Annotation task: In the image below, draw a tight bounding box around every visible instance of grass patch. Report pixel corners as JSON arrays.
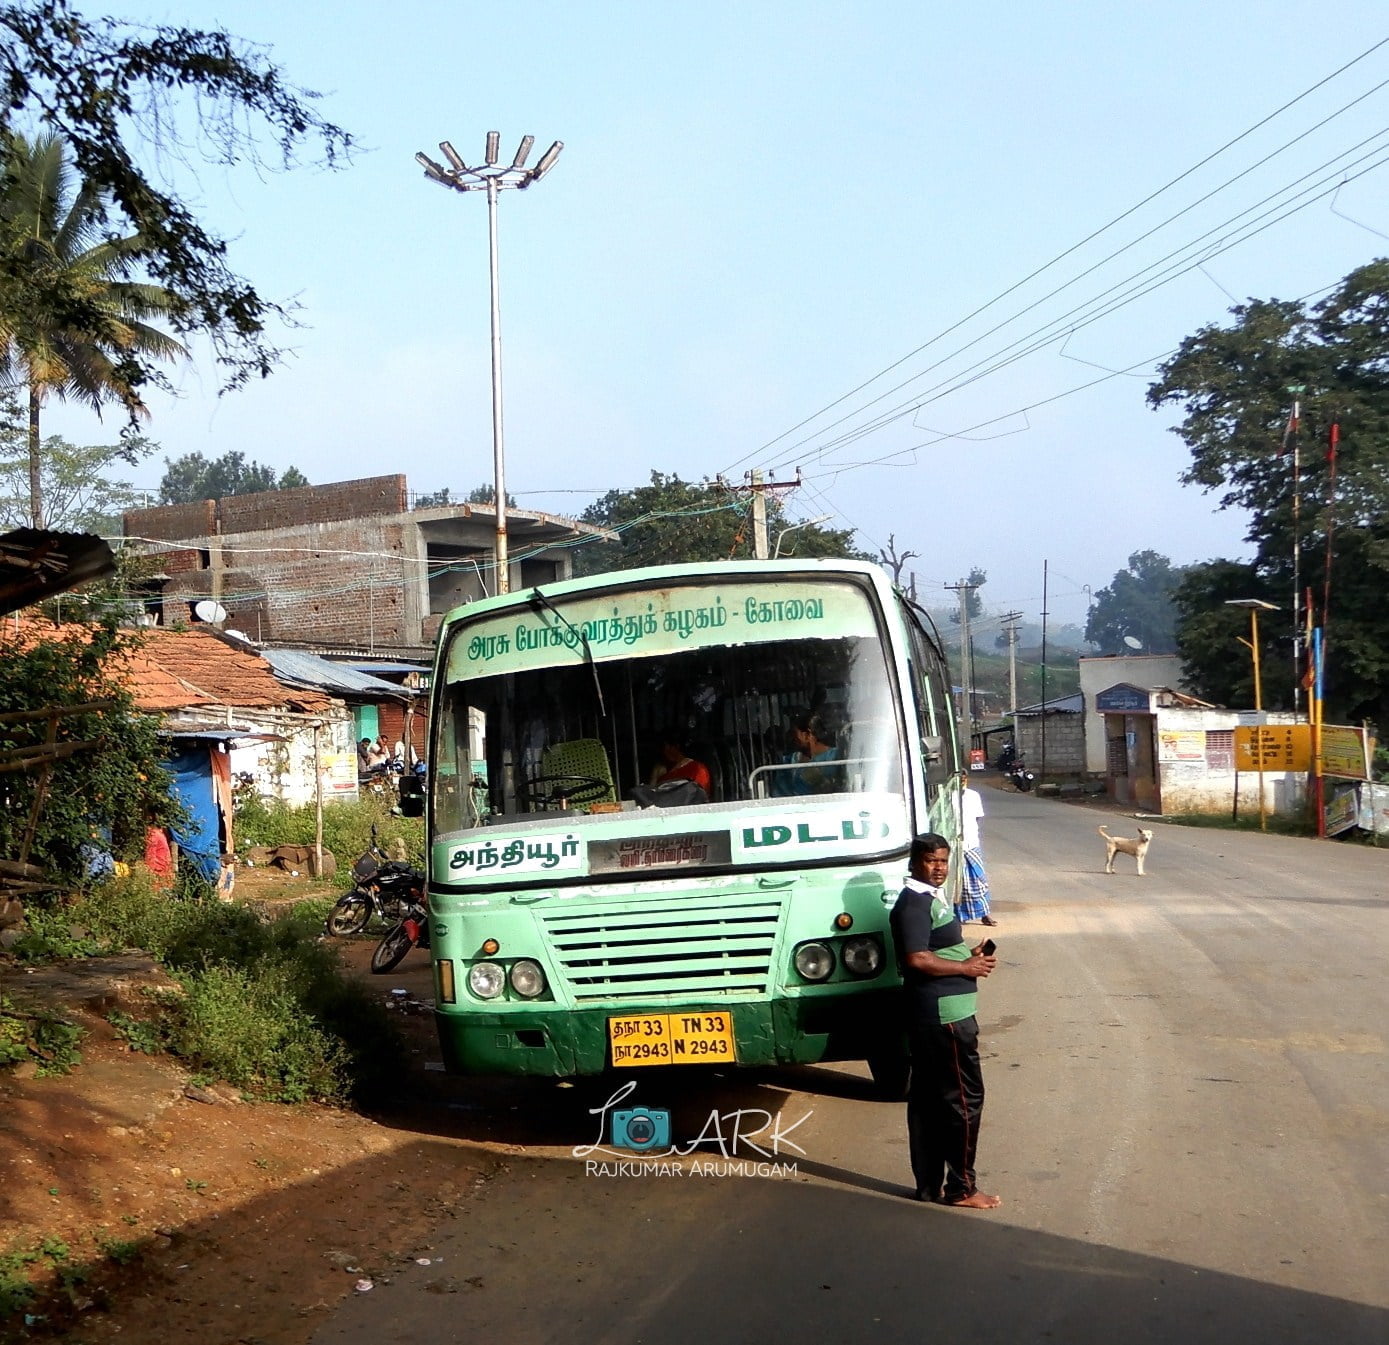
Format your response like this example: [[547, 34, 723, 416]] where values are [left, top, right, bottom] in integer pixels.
[[0, 995, 84, 1076], [1162, 812, 1317, 837], [9, 873, 401, 1106], [235, 794, 424, 874]]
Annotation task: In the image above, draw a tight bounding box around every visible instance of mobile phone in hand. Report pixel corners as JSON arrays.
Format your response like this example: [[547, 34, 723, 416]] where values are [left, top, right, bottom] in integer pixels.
[[979, 938, 996, 957]]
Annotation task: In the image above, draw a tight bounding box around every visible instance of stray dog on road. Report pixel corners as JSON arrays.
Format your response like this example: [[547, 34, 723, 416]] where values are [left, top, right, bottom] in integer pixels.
[[1099, 825, 1155, 876]]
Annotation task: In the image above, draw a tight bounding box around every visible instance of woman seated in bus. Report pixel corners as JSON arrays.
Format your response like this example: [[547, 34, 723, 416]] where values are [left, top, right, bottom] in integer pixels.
[[648, 731, 712, 797], [772, 711, 843, 796]]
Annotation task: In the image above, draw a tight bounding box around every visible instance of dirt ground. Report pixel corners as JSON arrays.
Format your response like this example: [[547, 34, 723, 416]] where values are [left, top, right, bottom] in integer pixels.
[[0, 889, 503, 1345]]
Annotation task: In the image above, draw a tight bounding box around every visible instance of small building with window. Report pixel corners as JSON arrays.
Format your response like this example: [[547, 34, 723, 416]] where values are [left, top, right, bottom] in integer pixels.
[[1095, 683, 1304, 817]]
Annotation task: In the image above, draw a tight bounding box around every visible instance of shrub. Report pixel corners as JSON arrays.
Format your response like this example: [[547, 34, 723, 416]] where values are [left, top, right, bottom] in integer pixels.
[[17, 875, 401, 1104], [0, 621, 181, 884], [235, 794, 424, 875], [0, 994, 84, 1076]]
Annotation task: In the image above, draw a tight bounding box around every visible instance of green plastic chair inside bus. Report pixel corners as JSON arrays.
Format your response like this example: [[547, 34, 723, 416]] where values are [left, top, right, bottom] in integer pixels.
[[539, 738, 617, 806]]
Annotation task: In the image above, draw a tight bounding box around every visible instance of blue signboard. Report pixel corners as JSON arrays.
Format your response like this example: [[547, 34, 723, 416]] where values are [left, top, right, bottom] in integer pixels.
[[1095, 683, 1151, 713]]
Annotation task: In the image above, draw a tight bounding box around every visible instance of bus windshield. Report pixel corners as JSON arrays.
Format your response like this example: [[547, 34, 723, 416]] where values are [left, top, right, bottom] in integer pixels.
[[431, 577, 905, 844]]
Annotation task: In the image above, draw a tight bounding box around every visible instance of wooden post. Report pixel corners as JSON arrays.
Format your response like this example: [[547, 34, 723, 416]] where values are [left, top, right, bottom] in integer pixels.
[[313, 722, 325, 878]]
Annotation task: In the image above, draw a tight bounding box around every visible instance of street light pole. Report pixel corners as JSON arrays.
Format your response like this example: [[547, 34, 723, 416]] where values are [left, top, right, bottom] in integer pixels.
[[1227, 598, 1279, 832], [415, 133, 563, 596], [485, 175, 508, 591]]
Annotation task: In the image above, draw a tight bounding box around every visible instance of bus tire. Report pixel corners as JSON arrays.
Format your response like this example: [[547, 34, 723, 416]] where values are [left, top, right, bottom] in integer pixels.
[[867, 1051, 912, 1101]]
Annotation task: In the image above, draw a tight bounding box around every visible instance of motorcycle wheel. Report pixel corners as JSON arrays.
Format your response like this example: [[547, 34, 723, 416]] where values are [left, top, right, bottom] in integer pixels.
[[370, 923, 415, 974], [325, 891, 373, 936]]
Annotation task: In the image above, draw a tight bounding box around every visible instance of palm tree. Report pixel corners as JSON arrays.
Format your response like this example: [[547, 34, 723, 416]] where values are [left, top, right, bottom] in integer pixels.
[[0, 131, 185, 528]]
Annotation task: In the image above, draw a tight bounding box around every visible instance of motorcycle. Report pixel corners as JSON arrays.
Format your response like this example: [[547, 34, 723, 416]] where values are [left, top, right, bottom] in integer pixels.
[[370, 894, 430, 973], [1004, 758, 1037, 792], [324, 828, 425, 936]]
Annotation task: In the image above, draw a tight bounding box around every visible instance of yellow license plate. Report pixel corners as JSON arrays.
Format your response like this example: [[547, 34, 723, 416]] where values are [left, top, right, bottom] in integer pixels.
[[608, 1010, 736, 1067]]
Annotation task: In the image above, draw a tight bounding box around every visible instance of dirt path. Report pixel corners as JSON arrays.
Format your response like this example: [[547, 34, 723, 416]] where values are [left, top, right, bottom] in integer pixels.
[[0, 932, 496, 1345]]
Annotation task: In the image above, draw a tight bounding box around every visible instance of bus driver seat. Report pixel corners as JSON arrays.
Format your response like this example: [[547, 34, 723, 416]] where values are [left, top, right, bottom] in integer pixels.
[[537, 738, 617, 807]]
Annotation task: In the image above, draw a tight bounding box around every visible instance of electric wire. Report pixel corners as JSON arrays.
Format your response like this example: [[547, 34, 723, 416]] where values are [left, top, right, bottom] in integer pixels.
[[722, 38, 1389, 477], [761, 136, 1389, 472]]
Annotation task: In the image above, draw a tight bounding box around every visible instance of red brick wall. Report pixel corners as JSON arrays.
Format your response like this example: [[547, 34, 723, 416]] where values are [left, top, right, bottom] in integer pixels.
[[122, 476, 407, 542], [124, 500, 215, 542], [218, 476, 407, 534]]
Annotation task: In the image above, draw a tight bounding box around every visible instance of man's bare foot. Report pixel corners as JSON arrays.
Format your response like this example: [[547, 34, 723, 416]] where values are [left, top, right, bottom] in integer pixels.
[[943, 1190, 1001, 1209]]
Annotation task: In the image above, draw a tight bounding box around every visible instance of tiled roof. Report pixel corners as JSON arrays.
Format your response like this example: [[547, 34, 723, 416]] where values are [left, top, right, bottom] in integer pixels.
[[0, 618, 333, 714]]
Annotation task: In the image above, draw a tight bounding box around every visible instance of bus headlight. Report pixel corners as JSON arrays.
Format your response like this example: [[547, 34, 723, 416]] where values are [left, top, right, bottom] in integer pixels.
[[794, 941, 835, 982], [841, 935, 883, 977], [468, 961, 505, 999], [508, 959, 546, 998]]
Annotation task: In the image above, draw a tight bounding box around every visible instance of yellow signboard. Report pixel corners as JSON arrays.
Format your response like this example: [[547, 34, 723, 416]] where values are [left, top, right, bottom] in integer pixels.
[[1234, 724, 1312, 772], [1321, 725, 1375, 781]]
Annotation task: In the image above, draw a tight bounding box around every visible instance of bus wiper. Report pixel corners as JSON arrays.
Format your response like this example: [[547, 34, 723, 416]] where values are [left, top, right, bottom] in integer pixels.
[[527, 587, 607, 718]]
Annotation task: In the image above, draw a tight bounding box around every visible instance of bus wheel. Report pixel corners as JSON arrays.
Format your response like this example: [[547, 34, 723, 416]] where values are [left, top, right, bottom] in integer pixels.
[[867, 1051, 911, 1101]]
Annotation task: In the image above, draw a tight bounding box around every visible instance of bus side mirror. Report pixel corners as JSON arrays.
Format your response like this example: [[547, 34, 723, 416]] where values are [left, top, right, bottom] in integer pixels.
[[922, 735, 950, 787], [397, 776, 425, 817]]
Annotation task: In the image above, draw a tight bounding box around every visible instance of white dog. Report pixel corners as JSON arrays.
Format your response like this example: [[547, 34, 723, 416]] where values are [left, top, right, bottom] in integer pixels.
[[1099, 825, 1155, 876]]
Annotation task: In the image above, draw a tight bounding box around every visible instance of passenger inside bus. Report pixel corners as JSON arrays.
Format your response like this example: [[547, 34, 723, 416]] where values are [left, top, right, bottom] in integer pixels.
[[771, 709, 844, 796], [648, 731, 713, 794]]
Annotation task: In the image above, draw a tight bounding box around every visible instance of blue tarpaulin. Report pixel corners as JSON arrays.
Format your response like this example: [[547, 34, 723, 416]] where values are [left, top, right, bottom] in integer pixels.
[[166, 746, 223, 883]]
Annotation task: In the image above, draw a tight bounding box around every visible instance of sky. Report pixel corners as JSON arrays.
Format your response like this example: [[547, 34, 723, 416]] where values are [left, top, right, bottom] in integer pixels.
[[38, 1, 1389, 638]]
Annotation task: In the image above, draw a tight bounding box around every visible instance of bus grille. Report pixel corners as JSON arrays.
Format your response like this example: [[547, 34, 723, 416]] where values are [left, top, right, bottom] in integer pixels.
[[541, 896, 785, 1002]]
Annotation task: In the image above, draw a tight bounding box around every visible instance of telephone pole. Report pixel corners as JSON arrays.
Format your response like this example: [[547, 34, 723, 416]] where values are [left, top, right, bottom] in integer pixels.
[[721, 470, 802, 559], [1000, 610, 1023, 720], [946, 578, 981, 755]]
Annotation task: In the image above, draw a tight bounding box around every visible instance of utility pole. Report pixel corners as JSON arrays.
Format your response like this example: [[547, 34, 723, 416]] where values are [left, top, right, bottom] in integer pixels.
[[946, 578, 981, 757], [1000, 609, 1023, 721], [1040, 560, 1049, 782], [721, 470, 802, 559], [751, 469, 769, 560]]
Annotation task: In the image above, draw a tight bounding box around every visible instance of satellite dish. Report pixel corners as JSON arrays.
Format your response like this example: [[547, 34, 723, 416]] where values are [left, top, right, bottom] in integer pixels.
[[193, 600, 227, 624], [1122, 635, 1143, 650], [223, 628, 250, 643]]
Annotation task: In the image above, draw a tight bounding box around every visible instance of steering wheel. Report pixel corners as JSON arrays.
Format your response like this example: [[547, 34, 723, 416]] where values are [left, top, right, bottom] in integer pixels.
[[521, 774, 610, 808]]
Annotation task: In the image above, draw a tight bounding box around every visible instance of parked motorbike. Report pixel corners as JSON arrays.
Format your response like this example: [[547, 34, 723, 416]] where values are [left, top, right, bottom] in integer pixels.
[[370, 894, 430, 973], [995, 742, 1017, 772], [1004, 758, 1037, 792], [324, 828, 425, 936]]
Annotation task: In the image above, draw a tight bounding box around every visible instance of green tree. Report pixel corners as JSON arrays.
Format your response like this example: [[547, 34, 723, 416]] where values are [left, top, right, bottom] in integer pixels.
[[573, 471, 868, 576], [0, 1, 353, 400], [0, 619, 177, 882], [0, 130, 183, 526], [1149, 258, 1389, 721], [946, 566, 988, 623], [157, 450, 308, 504], [0, 425, 152, 531], [1169, 558, 1270, 708], [1085, 550, 1186, 655]]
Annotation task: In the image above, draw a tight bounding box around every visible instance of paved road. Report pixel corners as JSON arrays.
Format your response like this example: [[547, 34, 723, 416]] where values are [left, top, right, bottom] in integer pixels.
[[317, 791, 1389, 1344]]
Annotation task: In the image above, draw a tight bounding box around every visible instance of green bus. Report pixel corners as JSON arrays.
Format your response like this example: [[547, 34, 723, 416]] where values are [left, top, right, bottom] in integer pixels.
[[412, 559, 961, 1094]]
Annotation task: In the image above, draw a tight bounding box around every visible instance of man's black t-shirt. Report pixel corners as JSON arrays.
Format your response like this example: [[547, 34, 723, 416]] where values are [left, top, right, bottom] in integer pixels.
[[890, 877, 977, 1027]]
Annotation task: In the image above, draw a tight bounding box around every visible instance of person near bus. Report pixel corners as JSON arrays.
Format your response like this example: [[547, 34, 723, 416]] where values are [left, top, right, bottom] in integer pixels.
[[890, 831, 1001, 1209], [957, 785, 997, 926]]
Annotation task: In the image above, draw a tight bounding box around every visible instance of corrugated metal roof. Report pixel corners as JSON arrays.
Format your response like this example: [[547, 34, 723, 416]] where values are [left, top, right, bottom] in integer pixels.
[[1014, 692, 1086, 716], [260, 648, 413, 700]]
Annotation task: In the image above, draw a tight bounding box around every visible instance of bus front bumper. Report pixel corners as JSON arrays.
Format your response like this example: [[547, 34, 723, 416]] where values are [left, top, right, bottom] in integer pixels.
[[433, 989, 901, 1077]]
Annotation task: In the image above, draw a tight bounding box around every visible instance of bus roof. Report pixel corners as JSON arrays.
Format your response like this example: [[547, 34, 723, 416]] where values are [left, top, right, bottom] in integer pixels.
[[438, 557, 896, 627]]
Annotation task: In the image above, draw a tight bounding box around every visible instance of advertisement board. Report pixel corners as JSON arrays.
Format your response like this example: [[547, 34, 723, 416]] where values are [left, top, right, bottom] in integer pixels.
[[1320, 725, 1375, 781]]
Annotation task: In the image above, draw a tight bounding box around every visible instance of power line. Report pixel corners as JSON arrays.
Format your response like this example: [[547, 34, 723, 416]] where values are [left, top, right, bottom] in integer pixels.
[[771, 139, 1389, 474], [721, 36, 1389, 477]]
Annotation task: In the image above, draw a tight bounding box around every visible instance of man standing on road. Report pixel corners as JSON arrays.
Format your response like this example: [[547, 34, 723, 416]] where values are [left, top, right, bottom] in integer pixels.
[[890, 832, 1001, 1209]]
